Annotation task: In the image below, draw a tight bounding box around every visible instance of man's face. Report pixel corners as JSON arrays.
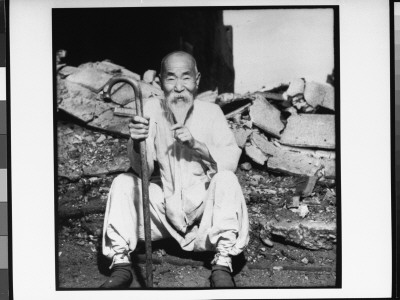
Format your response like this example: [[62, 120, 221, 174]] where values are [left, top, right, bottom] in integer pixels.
[[160, 54, 200, 123]]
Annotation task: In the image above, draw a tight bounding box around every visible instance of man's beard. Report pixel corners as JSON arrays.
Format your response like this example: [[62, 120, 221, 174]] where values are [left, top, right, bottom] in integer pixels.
[[164, 91, 195, 124]]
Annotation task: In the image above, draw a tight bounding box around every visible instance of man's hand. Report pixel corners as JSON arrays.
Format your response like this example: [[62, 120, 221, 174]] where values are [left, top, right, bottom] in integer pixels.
[[128, 115, 150, 141], [171, 123, 195, 148]]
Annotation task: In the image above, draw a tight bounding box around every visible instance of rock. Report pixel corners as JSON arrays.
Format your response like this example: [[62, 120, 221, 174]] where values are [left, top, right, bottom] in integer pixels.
[[96, 134, 106, 143], [107, 156, 131, 173], [143, 70, 157, 83], [267, 219, 336, 250], [119, 68, 141, 81], [58, 165, 83, 181], [88, 110, 131, 137], [240, 162, 252, 171], [286, 78, 305, 97], [66, 68, 113, 93], [245, 144, 267, 165], [301, 257, 309, 264], [297, 204, 309, 218], [82, 165, 109, 177], [261, 237, 274, 247], [304, 81, 335, 111], [59, 66, 80, 78], [232, 127, 252, 149], [287, 195, 300, 209], [251, 131, 335, 177], [140, 81, 164, 99], [273, 142, 336, 160], [280, 114, 335, 149], [249, 94, 284, 138], [58, 81, 112, 123], [323, 189, 336, 205], [295, 176, 318, 197], [196, 90, 218, 103]]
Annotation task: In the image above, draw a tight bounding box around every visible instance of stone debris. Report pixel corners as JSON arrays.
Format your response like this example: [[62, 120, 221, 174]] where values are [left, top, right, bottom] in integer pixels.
[[57, 57, 335, 178], [261, 218, 336, 250], [56, 58, 337, 254]]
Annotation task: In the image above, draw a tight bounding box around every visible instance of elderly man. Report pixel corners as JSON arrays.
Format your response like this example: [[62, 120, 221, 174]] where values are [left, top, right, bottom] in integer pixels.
[[100, 51, 249, 288]]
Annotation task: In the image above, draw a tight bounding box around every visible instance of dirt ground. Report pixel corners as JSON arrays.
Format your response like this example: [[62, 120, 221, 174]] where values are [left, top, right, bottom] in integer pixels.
[[56, 121, 337, 289]]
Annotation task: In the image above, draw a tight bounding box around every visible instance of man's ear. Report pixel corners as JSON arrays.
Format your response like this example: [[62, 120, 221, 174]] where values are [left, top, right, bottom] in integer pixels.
[[196, 72, 201, 88]]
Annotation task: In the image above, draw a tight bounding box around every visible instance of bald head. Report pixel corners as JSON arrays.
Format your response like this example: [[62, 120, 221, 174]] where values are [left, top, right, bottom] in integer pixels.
[[160, 51, 198, 78]]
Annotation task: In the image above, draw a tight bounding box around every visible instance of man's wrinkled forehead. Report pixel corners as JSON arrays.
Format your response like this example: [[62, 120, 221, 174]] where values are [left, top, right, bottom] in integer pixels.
[[161, 52, 197, 76]]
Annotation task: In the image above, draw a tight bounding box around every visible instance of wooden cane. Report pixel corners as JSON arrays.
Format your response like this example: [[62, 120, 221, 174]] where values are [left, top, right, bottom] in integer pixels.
[[103, 77, 153, 288]]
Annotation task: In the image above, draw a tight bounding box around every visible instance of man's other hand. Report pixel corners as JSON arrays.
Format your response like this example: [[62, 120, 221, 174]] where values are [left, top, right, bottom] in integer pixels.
[[129, 115, 150, 141], [171, 123, 195, 148]]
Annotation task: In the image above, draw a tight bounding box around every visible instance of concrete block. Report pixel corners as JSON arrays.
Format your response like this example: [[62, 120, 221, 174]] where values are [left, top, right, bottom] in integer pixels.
[[304, 81, 335, 111], [249, 95, 284, 138], [245, 144, 267, 165], [286, 78, 305, 97], [251, 132, 335, 177], [280, 114, 335, 149], [66, 68, 113, 93], [58, 81, 111, 123], [270, 220, 336, 250]]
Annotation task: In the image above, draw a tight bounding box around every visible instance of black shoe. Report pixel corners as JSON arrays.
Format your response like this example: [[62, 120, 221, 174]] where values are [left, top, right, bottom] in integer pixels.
[[210, 265, 236, 288], [100, 263, 133, 289]]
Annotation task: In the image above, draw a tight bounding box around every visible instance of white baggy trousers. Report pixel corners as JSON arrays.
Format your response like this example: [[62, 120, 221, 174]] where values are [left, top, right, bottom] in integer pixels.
[[102, 170, 249, 263]]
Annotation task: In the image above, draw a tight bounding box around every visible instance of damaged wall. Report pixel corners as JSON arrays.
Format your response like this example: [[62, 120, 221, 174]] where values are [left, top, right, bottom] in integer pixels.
[[224, 9, 334, 93]]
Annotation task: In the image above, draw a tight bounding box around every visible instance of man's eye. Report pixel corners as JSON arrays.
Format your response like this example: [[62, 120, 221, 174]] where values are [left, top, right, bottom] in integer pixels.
[[166, 77, 175, 81], [183, 77, 192, 81]]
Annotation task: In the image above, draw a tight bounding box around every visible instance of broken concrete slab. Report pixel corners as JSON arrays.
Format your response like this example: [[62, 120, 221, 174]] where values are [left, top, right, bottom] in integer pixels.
[[304, 81, 335, 111], [58, 81, 112, 123], [196, 90, 218, 104], [58, 66, 80, 78], [286, 78, 305, 97], [245, 144, 268, 165], [143, 70, 157, 83], [232, 127, 252, 149], [250, 132, 335, 177], [249, 95, 284, 138], [280, 114, 335, 149], [270, 219, 336, 250], [120, 68, 141, 81], [88, 109, 131, 137], [66, 68, 113, 93], [274, 142, 336, 160]]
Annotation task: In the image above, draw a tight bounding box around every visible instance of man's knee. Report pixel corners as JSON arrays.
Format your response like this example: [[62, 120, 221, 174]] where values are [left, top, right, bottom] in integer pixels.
[[212, 170, 239, 186], [111, 173, 139, 191]]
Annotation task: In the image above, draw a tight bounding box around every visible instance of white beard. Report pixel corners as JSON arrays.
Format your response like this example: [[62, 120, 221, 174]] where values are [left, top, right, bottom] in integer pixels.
[[165, 93, 194, 124]]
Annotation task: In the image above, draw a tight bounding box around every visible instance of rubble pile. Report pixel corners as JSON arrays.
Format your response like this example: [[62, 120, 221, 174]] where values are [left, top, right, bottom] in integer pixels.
[[57, 59, 337, 252], [57, 60, 336, 179]]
